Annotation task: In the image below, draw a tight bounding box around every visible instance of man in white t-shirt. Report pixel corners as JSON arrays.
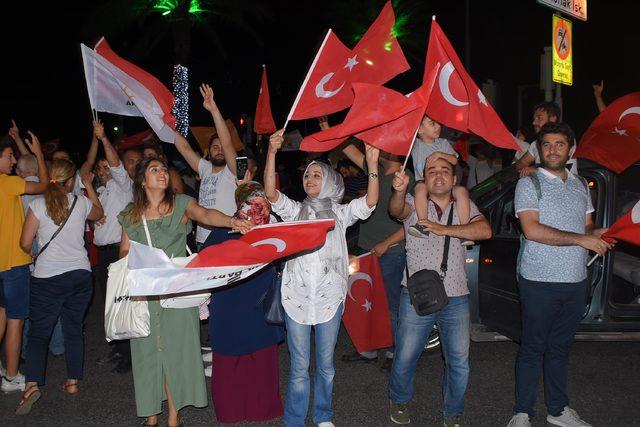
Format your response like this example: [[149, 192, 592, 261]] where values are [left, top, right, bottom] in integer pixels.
[[93, 120, 141, 374], [174, 84, 239, 248], [515, 102, 578, 177]]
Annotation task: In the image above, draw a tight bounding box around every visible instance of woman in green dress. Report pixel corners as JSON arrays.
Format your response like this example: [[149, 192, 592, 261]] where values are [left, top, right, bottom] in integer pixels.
[[118, 154, 252, 426]]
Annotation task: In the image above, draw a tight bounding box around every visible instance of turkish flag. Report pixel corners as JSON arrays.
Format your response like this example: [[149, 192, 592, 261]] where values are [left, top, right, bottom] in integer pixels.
[[603, 200, 640, 246], [300, 63, 438, 155], [425, 20, 519, 151], [289, 2, 409, 121], [254, 65, 277, 134], [453, 134, 470, 161], [117, 129, 156, 151], [342, 253, 392, 353], [575, 92, 640, 174], [187, 219, 336, 268]]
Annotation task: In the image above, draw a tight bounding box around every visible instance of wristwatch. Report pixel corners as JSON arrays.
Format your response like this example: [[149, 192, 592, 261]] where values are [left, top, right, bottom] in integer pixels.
[[368, 172, 379, 179]]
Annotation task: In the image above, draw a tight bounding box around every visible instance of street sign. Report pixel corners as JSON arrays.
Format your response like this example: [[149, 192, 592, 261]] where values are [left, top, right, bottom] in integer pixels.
[[552, 14, 573, 86], [537, 0, 587, 22]]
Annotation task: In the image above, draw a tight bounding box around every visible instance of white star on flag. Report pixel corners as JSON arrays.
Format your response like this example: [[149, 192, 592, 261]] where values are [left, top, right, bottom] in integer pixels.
[[345, 55, 359, 71], [612, 127, 628, 136], [477, 89, 488, 106], [362, 299, 372, 312]]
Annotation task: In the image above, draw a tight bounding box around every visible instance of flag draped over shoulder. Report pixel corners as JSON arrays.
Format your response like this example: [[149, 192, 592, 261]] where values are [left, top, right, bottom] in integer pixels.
[[289, 1, 409, 121], [575, 92, 640, 174], [81, 37, 176, 143], [254, 65, 277, 134], [342, 253, 392, 353], [127, 219, 335, 297]]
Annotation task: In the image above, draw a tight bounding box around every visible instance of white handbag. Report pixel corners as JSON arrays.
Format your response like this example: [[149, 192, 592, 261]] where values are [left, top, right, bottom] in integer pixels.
[[104, 255, 150, 341], [142, 216, 211, 309]]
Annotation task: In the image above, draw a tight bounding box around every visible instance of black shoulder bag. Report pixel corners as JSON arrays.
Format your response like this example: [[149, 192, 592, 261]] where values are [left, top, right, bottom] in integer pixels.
[[34, 196, 78, 264], [406, 203, 455, 316]]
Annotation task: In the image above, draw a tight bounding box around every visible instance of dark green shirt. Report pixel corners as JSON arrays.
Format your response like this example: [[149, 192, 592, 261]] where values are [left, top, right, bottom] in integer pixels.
[[357, 170, 414, 254]]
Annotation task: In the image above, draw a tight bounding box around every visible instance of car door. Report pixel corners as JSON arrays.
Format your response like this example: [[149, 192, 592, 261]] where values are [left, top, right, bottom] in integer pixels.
[[476, 181, 523, 340]]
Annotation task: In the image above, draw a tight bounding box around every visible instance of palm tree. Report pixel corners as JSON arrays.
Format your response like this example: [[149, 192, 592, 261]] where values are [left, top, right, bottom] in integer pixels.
[[84, 0, 270, 136]]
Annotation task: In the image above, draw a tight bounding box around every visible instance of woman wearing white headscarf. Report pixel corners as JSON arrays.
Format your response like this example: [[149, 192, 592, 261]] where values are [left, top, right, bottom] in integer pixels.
[[264, 131, 380, 427]]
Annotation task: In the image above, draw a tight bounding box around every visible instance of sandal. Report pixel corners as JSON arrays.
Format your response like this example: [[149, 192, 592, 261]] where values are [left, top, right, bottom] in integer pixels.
[[142, 417, 159, 426], [15, 385, 41, 415], [60, 380, 79, 396]]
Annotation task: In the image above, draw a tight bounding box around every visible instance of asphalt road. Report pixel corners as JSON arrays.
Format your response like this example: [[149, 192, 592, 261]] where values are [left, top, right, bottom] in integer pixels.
[[2, 299, 639, 426]]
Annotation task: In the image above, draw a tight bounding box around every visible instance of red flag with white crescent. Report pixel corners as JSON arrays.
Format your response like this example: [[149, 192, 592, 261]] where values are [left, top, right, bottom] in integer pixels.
[[425, 20, 519, 151], [603, 200, 640, 246], [575, 92, 640, 174], [342, 253, 392, 353]]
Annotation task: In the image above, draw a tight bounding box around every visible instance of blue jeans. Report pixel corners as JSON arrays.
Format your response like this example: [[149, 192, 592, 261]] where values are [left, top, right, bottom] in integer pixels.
[[25, 270, 93, 384], [514, 276, 586, 418], [389, 289, 470, 420], [284, 304, 343, 427], [378, 251, 406, 355]]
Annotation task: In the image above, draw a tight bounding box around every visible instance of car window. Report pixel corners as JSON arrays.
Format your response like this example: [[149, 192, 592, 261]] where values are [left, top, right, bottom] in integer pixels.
[[495, 189, 520, 238]]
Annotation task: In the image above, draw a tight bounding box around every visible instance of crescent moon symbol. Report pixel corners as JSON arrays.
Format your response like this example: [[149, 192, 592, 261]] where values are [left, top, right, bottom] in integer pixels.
[[251, 238, 287, 253], [315, 72, 345, 99], [438, 62, 468, 107], [618, 106, 640, 123], [347, 272, 373, 302]]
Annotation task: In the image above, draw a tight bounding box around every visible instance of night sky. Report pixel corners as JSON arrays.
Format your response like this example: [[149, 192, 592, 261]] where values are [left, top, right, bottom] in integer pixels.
[[2, 0, 639, 156]]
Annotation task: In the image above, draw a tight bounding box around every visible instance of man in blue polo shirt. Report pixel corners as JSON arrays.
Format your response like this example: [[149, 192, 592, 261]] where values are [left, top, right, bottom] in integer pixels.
[[507, 122, 613, 427]]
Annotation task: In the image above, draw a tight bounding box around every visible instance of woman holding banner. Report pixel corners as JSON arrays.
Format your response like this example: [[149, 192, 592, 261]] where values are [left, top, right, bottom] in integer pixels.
[[117, 147, 252, 427], [264, 130, 380, 427]]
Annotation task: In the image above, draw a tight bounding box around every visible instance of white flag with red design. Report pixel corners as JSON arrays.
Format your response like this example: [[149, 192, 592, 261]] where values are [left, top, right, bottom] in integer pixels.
[[127, 219, 335, 296], [603, 200, 640, 246], [81, 37, 176, 143], [342, 253, 392, 353]]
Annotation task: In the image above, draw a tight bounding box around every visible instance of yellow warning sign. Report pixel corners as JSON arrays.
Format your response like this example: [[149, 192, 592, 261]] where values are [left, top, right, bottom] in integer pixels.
[[552, 14, 573, 86]]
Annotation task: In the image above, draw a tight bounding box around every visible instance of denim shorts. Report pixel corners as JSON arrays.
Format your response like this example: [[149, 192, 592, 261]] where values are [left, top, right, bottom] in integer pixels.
[[0, 264, 31, 319]]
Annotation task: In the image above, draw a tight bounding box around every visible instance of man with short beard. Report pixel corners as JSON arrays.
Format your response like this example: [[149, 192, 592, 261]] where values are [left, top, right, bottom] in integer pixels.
[[387, 158, 492, 426], [174, 84, 239, 249], [508, 122, 612, 427]]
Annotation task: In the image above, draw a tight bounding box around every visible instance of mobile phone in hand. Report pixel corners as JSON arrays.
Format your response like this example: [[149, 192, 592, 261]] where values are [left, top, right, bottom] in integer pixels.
[[236, 156, 248, 180]]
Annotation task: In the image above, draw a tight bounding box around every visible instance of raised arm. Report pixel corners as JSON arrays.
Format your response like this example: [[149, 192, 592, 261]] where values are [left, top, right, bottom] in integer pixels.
[[518, 210, 612, 256], [364, 145, 380, 208], [79, 125, 100, 176], [389, 170, 412, 220], [264, 130, 284, 203], [185, 198, 253, 234], [8, 119, 28, 155], [81, 171, 104, 221], [94, 120, 120, 168], [174, 131, 202, 173], [23, 131, 49, 195], [201, 84, 236, 175]]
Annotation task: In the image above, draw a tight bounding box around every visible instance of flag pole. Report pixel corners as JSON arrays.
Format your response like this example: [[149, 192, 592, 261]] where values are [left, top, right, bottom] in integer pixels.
[[401, 61, 441, 172], [283, 29, 333, 133], [586, 253, 599, 267], [80, 44, 98, 123]]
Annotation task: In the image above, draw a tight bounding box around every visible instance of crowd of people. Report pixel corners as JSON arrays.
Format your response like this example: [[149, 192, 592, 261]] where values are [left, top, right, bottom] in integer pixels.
[[0, 81, 615, 427]]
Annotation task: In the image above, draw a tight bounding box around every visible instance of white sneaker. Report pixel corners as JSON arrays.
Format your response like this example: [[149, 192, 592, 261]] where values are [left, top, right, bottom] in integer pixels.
[[202, 352, 213, 363], [507, 412, 531, 427], [547, 407, 592, 427], [2, 373, 26, 393], [204, 365, 212, 378], [317, 422, 335, 427]]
